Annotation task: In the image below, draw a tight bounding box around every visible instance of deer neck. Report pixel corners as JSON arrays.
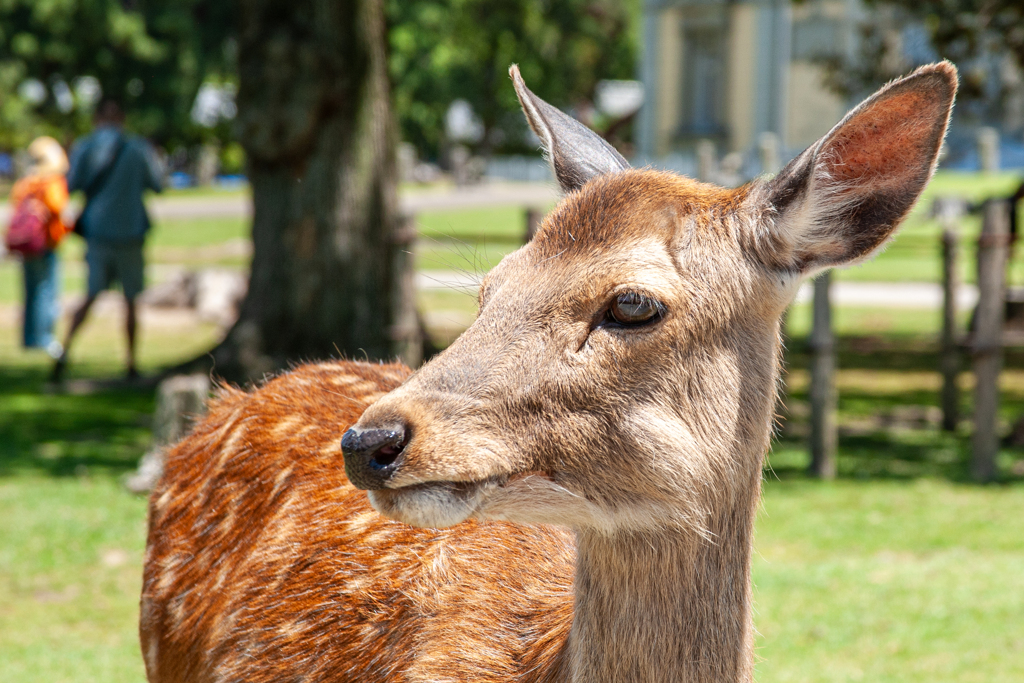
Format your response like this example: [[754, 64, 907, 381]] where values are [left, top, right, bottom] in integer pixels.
[[567, 491, 759, 683]]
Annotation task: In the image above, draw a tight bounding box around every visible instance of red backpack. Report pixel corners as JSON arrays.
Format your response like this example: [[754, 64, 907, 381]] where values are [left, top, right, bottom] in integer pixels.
[[4, 196, 51, 257]]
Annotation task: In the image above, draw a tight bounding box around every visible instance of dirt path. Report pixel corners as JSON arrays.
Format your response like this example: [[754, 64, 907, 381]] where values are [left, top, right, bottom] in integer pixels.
[[0, 181, 559, 224]]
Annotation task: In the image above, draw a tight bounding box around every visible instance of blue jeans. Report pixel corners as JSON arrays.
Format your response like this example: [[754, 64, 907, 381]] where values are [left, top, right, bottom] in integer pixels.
[[22, 250, 60, 349]]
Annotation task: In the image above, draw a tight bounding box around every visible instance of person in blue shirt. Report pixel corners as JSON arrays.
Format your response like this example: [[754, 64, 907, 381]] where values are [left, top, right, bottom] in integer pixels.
[[52, 100, 164, 382]]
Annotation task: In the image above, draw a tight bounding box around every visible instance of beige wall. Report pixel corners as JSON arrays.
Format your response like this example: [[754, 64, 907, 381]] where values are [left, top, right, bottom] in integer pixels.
[[655, 7, 684, 156], [726, 4, 758, 152], [787, 0, 849, 148], [650, 0, 851, 155], [786, 60, 846, 149]]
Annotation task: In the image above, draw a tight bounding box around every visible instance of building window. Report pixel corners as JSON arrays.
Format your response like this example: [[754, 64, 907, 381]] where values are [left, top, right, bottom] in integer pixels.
[[680, 27, 726, 138]]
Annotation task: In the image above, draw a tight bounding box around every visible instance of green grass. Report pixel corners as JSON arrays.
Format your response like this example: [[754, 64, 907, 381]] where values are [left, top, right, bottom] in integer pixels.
[[787, 303, 948, 339], [414, 205, 536, 275], [0, 215, 250, 305], [2, 467, 1021, 682], [0, 477, 149, 683], [3, 327, 1024, 682], [753, 479, 1024, 683], [408, 170, 1024, 286], [417, 205, 540, 241], [5, 167, 1019, 305], [147, 216, 248, 249]]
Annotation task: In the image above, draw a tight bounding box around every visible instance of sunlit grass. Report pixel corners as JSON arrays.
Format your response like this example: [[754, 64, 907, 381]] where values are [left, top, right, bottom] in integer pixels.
[[753, 478, 1024, 683], [0, 477, 149, 683]]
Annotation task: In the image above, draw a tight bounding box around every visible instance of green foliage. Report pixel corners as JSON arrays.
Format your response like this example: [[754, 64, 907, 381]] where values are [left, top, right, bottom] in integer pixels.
[[388, 0, 640, 159], [0, 0, 235, 148], [914, 1, 1024, 87], [219, 141, 245, 175], [2, 0, 642, 156], [0, 58, 38, 150]]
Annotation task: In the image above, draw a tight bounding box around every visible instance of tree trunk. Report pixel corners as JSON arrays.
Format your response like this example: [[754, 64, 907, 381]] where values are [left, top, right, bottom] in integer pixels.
[[202, 0, 404, 382]]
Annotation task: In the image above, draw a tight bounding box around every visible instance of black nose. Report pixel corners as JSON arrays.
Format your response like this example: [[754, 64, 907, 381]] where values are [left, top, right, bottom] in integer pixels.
[[342, 426, 407, 490]]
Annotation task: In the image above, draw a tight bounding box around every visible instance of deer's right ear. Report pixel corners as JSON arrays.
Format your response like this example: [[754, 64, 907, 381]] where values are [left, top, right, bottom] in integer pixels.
[[763, 62, 957, 274], [510, 65, 630, 193]]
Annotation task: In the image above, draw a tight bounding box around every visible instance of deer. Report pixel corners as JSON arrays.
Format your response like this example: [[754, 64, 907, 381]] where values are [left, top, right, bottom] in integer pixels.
[[141, 62, 957, 683]]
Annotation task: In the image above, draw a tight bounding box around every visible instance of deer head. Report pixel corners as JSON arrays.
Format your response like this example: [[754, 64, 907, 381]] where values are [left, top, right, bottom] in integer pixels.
[[343, 64, 957, 536]]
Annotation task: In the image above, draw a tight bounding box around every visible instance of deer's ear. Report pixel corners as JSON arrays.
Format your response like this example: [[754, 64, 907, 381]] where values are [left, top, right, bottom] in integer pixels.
[[510, 65, 629, 193], [764, 62, 957, 273]]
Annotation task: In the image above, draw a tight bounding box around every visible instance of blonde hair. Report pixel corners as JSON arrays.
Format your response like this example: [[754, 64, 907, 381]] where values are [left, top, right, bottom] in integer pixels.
[[26, 136, 69, 177]]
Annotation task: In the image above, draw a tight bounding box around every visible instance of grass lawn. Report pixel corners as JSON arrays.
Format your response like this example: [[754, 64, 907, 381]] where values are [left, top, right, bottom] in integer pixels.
[[2, 173, 1024, 681], [2, 442, 1021, 682], [0, 477, 149, 683], [753, 478, 1024, 682]]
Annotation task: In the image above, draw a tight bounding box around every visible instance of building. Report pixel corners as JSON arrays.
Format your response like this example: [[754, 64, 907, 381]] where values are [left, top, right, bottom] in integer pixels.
[[636, 0, 1024, 173], [637, 0, 861, 168]]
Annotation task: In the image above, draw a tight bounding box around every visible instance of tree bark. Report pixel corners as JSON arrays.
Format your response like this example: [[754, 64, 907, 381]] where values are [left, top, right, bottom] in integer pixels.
[[200, 0, 405, 382]]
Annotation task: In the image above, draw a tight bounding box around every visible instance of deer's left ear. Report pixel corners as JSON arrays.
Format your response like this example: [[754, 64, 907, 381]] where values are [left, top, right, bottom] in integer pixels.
[[510, 65, 630, 193], [764, 61, 957, 273]]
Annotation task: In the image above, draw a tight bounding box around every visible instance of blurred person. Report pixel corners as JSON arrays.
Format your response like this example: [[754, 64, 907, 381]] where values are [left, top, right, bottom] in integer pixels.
[[4, 137, 71, 357], [52, 100, 164, 382]]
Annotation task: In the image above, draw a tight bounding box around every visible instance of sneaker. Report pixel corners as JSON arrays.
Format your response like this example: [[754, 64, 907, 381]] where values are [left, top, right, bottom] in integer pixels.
[[45, 340, 63, 359]]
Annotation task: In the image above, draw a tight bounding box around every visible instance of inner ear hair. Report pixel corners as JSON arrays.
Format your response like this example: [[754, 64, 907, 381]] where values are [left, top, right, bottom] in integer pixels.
[[765, 61, 958, 273], [509, 64, 629, 194]]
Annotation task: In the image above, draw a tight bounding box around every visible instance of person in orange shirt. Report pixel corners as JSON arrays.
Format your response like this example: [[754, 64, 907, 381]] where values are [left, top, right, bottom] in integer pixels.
[[8, 136, 70, 357]]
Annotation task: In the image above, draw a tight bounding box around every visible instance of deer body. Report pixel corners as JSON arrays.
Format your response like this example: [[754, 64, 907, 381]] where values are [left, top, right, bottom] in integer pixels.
[[142, 64, 957, 682], [142, 362, 576, 682]]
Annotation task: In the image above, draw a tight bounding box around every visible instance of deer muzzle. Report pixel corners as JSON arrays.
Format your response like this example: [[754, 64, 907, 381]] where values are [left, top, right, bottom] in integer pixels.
[[341, 425, 408, 490]]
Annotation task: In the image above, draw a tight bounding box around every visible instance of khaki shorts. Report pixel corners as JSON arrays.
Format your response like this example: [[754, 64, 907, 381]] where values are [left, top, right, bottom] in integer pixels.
[[86, 241, 144, 300]]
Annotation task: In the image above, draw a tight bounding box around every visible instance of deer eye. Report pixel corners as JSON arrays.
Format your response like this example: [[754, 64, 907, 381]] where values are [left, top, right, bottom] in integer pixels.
[[606, 292, 664, 327]]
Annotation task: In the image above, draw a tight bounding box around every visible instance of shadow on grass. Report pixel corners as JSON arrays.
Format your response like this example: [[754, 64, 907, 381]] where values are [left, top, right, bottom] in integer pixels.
[[768, 433, 972, 482], [0, 365, 155, 478], [778, 334, 1024, 484]]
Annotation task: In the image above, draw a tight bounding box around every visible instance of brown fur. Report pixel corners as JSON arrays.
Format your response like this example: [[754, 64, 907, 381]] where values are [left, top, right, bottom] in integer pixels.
[[142, 63, 957, 683], [142, 362, 574, 683]]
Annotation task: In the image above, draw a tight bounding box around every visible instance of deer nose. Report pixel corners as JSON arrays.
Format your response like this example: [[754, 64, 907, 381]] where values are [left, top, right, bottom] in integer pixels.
[[342, 426, 407, 490]]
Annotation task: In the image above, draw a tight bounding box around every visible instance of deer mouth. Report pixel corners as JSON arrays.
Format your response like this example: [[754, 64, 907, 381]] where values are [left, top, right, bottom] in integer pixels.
[[366, 478, 492, 528], [366, 471, 555, 529]]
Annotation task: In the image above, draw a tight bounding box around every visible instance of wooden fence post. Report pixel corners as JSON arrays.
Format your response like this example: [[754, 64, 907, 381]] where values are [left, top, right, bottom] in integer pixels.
[[972, 199, 1010, 482], [809, 270, 837, 479], [936, 197, 965, 431], [977, 127, 1000, 174], [391, 213, 423, 368], [524, 207, 543, 242]]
